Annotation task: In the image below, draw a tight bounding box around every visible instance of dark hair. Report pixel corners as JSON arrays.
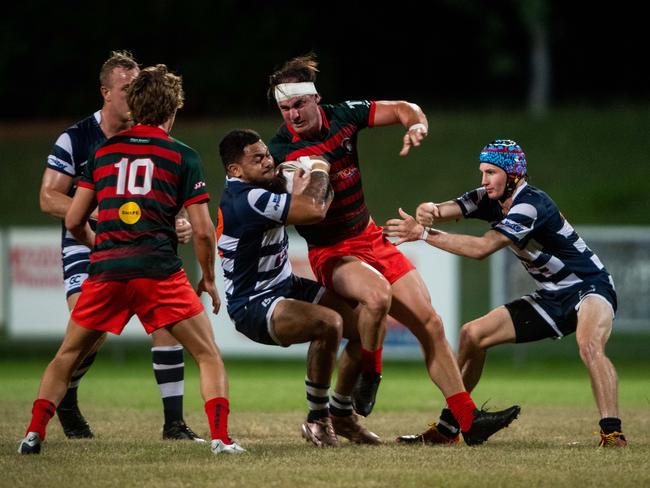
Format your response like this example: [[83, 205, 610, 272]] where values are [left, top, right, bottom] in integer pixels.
[[267, 52, 319, 101], [99, 50, 139, 87], [126, 64, 184, 127], [219, 129, 262, 170]]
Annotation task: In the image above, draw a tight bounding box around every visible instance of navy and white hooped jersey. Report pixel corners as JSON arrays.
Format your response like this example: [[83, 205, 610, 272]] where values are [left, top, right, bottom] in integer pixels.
[[455, 182, 614, 292], [217, 177, 293, 316], [46, 111, 105, 291]]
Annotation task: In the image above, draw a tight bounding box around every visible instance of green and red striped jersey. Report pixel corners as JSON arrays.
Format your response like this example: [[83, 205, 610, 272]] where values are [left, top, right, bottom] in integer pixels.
[[78, 124, 209, 281], [269, 100, 376, 247]]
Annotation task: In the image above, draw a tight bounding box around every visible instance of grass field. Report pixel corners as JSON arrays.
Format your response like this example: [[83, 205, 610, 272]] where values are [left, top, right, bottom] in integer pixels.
[[1, 354, 648, 487]]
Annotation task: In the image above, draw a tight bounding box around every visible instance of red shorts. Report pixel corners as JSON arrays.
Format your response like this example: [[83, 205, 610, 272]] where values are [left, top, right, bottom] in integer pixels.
[[308, 221, 415, 289], [71, 269, 205, 335]]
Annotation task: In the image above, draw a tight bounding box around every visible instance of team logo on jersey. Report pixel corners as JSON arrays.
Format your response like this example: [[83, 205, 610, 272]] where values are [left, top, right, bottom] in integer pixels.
[[341, 137, 354, 153], [119, 201, 142, 224]]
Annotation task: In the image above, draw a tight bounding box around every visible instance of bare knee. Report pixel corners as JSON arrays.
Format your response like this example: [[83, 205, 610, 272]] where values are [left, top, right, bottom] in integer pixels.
[[315, 310, 344, 344], [422, 312, 447, 343], [577, 335, 604, 365], [358, 280, 392, 317]]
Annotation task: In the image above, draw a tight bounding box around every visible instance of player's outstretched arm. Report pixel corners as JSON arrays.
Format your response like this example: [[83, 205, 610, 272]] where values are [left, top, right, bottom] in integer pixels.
[[416, 200, 463, 226], [186, 202, 220, 314], [372, 101, 428, 156], [384, 208, 511, 259], [65, 186, 97, 248]]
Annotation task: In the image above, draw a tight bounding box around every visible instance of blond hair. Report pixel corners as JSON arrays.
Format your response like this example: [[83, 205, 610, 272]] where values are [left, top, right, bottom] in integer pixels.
[[99, 50, 139, 87]]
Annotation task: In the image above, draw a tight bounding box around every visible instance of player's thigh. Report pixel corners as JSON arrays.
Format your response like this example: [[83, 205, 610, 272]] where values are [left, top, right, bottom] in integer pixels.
[[167, 311, 221, 360], [575, 295, 614, 348], [389, 269, 436, 329], [317, 289, 360, 341], [330, 256, 391, 306], [151, 326, 181, 347], [272, 299, 342, 345], [461, 306, 517, 349]]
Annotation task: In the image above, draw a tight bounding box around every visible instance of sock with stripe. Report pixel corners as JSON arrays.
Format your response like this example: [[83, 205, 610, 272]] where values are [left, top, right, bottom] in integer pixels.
[[152, 346, 185, 424], [26, 399, 56, 440], [446, 391, 477, 432], [305, 378, 330, 422], [205, 397, 231, 442], [360, 347, 383, 374], [330, 391, 354, 417], [58, 352, 97, 409]]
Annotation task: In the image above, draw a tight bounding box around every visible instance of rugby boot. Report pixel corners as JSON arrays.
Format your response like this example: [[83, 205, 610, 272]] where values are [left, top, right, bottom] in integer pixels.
[[211, 438, 246, 454], [331, 413, 381, 445], [18, 432, 42, 455], [352, 371, 382, 417], [397, 422, 461, 445], [301, 416, 340, 447], [57, 404, 94, 439], [163, 419, 205, 442], [598, 431, 627, 448], [462, 405, 521, 446]]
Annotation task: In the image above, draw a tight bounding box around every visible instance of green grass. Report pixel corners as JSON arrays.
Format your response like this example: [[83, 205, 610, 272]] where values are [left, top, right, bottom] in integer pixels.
[[1, 357, 648, 487]]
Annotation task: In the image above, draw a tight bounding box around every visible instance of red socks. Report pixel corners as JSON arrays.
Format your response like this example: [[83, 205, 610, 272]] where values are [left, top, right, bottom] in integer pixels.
[[446, 392, 476, 432], [26, 398, 56, 440], [361, 347, 383, 374], [204, 397, 230, 442]]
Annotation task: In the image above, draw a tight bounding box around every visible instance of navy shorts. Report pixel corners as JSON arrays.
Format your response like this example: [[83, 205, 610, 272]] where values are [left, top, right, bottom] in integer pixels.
[[229, 274, 325, 346], [505, 280, 617, 343]]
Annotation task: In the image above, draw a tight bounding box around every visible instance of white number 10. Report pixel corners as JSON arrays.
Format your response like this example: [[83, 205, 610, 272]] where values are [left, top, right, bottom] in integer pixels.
[[114, 158, 154, 195]]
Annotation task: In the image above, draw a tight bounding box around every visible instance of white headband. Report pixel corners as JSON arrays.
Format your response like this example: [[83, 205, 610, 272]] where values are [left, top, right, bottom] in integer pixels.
[[274, 82, 317, 102]]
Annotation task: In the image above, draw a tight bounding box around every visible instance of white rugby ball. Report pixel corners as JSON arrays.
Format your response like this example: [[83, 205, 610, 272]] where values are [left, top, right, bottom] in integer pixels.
[[278, 160, 311, 193]]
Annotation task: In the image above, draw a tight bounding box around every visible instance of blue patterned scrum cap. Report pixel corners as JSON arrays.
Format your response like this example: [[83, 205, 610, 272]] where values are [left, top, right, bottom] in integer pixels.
[[479, 139, 527, 177]]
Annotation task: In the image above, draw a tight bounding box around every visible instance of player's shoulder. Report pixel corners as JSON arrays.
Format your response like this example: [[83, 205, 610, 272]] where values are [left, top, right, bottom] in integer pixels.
[[55, 112, 101, 148], [515, 184, 556, 208], [169, 137, 200, 162]]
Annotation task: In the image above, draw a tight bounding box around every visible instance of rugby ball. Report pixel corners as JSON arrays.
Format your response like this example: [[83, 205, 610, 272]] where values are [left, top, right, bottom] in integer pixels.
[[277, 159, 311, 193]]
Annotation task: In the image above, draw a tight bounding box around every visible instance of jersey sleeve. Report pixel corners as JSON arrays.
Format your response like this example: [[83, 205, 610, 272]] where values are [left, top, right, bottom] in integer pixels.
[[240, 188, 292, 225], [178, 146, 210, 207], [455, 187, 502, 222], [336, 100, 375, 128], [492, 193, 545, 246], [46, 131, 76, 177]]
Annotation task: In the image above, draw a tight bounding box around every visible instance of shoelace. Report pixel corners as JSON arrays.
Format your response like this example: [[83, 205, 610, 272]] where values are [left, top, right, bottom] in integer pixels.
[[596, 431, 624, 447]]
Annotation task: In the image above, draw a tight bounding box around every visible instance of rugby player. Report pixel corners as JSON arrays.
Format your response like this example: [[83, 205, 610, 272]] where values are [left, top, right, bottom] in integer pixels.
[[267, 53, 520, 445], [39, 51, 200, 441], [217, 129, 380, 447], [384, 139, 626, 448], [19, 64, 244, 455]]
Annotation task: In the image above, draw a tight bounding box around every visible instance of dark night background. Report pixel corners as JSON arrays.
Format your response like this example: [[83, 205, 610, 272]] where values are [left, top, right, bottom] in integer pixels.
[[1, 0, 647, 120]]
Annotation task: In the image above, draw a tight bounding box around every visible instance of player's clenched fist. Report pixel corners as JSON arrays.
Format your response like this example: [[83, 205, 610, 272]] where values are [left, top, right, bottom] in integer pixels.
[[415, 202, 440, 227]]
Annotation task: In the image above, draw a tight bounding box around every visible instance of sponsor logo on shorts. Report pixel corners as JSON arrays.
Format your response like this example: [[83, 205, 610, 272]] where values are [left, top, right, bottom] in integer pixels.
[[119, 201, 141, 224]]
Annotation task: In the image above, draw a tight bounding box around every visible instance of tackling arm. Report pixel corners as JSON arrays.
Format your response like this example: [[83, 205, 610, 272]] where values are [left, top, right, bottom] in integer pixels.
[[383, 208, 511, 259], [285, 161, 333, 225], [416, 200, 464, 226]]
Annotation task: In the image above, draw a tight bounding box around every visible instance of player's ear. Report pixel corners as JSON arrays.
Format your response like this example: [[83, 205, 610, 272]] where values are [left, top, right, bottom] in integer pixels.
[[315, 93, 321, 104], [227, 162, 242, 178]]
